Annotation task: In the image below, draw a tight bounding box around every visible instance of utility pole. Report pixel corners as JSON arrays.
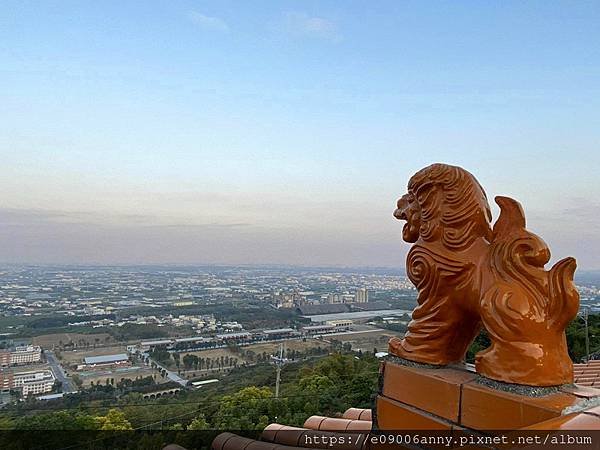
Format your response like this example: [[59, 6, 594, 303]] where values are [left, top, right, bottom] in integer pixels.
[[272, 342, 286, 399], [584, 307, 590, 363]]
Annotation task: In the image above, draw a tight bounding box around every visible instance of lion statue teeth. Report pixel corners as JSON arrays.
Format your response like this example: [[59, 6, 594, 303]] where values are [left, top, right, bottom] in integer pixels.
[[388, 163, 579, 387]]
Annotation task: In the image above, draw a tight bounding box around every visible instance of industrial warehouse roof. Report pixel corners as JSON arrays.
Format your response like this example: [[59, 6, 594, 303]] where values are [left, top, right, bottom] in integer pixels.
[[84, 353, 128, 364], [191, 379, 219, 387], [352, 300, 393, 311], [302, 324, 334, 330], [37, 393, 65, 401], [263, 328, 294, 334], [297, 304, 349, 315], [174, 337, 211, 343], [216, 332, 251, 339], [140, 339, 173, 346]]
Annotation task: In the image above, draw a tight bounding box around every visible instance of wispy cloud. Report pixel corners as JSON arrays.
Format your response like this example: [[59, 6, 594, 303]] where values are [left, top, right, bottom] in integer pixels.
[[189, 11, 229, 33], [0, 208, 99, 226], [282, 12, 341, 42], [0, 207, 249, 229]]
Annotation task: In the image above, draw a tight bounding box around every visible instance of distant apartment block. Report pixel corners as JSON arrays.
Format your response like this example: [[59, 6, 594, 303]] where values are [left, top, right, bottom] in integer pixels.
[[15, 370, 55, 396], [327, 293, 344, 304], [0, 372, 11, 391], [272, 292, 306, 309], [327, 290, 369, 304], [0, 345, 42, 367], [0, 369, 55, 396], [355, 288, 369, 303]]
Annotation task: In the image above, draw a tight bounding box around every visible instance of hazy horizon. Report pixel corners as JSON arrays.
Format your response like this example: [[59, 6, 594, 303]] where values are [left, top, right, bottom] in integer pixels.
[[1, 2, 599, 269]]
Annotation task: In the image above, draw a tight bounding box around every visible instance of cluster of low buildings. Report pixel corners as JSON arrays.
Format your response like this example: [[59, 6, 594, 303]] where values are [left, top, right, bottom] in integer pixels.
[[66, 313, 219, 332], [113, 313, 217, 331], [1, 267, 408, 319], [0, 345, 55, 397], [169, 314, 217, 330], [136, 321, 354, 352]]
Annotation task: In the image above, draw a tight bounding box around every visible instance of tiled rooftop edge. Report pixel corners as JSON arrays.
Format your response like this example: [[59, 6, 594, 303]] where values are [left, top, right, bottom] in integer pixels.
[[563, 396, 600, 415]]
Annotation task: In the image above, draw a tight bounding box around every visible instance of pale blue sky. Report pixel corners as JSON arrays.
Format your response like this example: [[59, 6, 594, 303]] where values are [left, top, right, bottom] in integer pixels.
[[1, 1, 599, 267]]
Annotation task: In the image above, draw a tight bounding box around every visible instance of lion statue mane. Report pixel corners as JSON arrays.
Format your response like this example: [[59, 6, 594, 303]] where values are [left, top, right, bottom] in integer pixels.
[[388, 163, 579, 386]]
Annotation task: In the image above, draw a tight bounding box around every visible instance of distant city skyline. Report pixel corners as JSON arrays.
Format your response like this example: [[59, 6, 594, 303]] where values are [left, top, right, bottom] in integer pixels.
[[1, 2, 599, 268]]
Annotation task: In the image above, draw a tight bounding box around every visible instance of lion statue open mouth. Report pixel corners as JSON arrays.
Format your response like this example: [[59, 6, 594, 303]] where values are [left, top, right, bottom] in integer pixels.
[[388, 163, 579, 386]]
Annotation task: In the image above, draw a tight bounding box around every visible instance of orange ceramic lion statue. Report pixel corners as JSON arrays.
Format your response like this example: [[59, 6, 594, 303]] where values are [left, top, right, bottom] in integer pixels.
[[388, 163, 579, 386]]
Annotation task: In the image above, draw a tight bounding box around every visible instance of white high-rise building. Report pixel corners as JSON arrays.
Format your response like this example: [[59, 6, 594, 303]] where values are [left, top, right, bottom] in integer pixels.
[[327, 293, 343, 304], [355, 288, 369, 303]]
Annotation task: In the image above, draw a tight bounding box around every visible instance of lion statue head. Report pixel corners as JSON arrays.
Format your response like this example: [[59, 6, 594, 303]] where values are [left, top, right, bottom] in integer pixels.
[[394, 163, 493, 250]]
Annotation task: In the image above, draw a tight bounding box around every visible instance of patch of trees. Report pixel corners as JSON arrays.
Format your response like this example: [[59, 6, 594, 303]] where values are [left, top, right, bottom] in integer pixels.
[[116, 375, 155, 391], [25, 314, 115, 330], [567, 313, 600, 362], [149, 348, 172, 366], [109, 323, 169, 341], [197, 352, 379, 429], [466, 330, 492, 363], [180, 354, 240, 372], [0, 352, 378, 435]]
